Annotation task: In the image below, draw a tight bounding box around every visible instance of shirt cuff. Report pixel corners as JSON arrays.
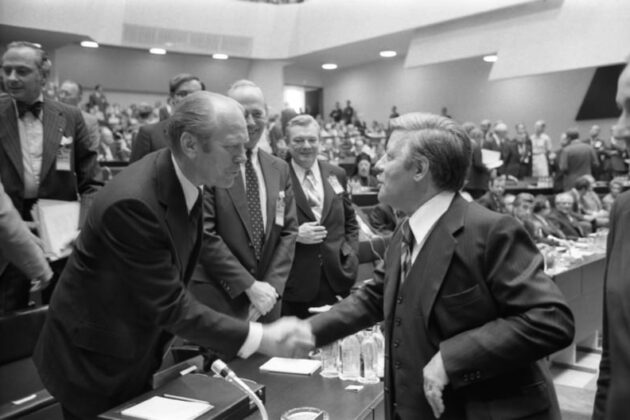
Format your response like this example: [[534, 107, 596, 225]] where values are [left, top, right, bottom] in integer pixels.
[[237, 322, 263, 359]]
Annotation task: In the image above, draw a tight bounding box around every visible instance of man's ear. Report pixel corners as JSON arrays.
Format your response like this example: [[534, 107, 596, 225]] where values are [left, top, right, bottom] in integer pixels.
[[413, 155, 429, 181], [180, 132, 199, 159]]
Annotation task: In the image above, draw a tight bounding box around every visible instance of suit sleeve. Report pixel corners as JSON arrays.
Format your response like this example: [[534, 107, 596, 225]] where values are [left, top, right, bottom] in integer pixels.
[[440, 215, 575, 389], [130, 125, 152, 163], [0, 181, 52, 281], [260, 164, 298, 294], [339, 170, 359, 253], [71, 108, 102, 198], [102, 199, 249, 360]]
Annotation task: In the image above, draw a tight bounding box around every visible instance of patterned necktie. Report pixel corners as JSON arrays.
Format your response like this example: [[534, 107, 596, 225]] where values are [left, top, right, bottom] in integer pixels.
[[245, 149, 264, 260], [400, 219, 415, 283], [303, 169, 322, 221]]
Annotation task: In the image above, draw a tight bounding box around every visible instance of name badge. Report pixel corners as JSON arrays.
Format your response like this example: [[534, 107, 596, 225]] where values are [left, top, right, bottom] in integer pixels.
[[275, 191, 285, 226], [56, 136, 73, 172], [328, 175, 344, 194]]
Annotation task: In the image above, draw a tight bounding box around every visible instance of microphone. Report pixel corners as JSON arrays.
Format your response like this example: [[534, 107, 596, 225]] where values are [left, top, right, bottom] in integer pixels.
[[211, 359, 268, 420]]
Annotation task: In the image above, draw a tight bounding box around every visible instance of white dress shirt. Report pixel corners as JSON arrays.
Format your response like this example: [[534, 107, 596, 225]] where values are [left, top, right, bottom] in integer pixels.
[[407, 191, 456, 264], [15, 95, 44, 199], [171, 155, 262, 358]]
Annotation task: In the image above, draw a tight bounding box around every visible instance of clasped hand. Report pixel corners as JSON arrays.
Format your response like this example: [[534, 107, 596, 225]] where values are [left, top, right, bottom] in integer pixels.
[[297, 222, 327, 244], [423, 351, 450, 418], [259, 317, 315, 358], [245, 281, 278, 315]]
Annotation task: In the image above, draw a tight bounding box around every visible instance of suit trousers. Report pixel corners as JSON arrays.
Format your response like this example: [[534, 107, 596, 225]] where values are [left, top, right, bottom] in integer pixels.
[[281, 272, 338, 319]]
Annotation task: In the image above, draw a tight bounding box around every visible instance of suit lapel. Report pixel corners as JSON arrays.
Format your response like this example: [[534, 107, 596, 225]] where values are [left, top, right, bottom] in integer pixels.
[[226, 172, 256, 242], [318, 162, 335, 222], [259, 151, 279, 239], [156, 150, 189, 274], [289, 162, 316, 221], [409, 196, 465, 328], [383, 227, 404, 321], [40, 101, 66, 182], [0, 98, 24, 182]]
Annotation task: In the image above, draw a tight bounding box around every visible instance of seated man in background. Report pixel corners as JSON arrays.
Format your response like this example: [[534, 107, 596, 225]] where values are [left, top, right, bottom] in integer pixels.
[[130, 73, 204, 162], [531, 195, 566, 241], [511, 192, 538, 240], [476, 175, 507, 213], [349, 153, 379, 190], [603, 179, 623, 211], [573, 175, 609, 227], [282, 115, 359, 319], [547, 192, 586, 239]]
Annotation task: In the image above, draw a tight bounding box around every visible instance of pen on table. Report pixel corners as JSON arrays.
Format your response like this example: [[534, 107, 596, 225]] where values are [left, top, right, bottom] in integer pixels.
[[163, 394, 209, 404]]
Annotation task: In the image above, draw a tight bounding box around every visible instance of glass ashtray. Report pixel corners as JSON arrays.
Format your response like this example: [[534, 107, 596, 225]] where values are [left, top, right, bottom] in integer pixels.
[[280, 407, 330, 420]]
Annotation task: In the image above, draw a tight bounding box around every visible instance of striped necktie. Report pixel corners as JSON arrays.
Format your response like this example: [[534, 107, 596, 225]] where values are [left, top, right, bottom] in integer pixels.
[[303, 169, 322, 221], [245, 149, 264, 260], [400, 219, 415, 283]]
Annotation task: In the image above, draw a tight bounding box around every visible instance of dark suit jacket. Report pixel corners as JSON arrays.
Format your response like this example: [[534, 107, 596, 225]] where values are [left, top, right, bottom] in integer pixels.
[[0, 96, 101, 216], [594, 191, 630, 420], [130, 119, 170, 163], [559, 140, 599, 190], [547, 210, 583, 239], [475, 191, 506, 214], [33, 150, 250, 417], [190, 150, 298, 321], [310, 195, 574, 420], [501, 139, 521, 178], [284, 160, 359, 302]]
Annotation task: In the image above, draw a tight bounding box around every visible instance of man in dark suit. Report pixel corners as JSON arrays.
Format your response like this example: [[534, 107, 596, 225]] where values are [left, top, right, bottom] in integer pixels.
[[0, 41, 101, 313], [547, 192, 585, 239], [58, 79, 101, 151], [281, 115, 359, 319], [593, 58, 630, 420], [190, 80, 298, 322], [129, 73, 204, 162], [475, 174, 507, 213], [299, 113, 574, 419], [559, 129, 599, 191], [34, 92, 313, 420]]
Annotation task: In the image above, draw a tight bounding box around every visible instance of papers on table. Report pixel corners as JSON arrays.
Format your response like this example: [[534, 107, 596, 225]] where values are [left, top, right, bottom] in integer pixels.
[[260, 357, 322, 375], [481, 149, 503, 170], [121, 395, 213, 420], [31, 199, 80, 261]]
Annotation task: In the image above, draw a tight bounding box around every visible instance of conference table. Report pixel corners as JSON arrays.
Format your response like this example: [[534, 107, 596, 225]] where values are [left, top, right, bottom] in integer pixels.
[[230, 354, 385, 420]]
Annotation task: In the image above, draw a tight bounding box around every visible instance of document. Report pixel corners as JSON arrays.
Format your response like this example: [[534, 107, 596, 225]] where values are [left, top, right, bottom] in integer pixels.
[[481, 149, 503, 170], [32, 199, 81, 261], [120, 395, 213, 420], [260, 357, 321, 375]]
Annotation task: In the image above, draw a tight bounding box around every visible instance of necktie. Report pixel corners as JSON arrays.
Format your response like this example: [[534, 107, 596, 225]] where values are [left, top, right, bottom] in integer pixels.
[[245, 149, 264, 260], [303, 169, 322, 221], [17, 101, 43, 118], [400, 219, 415, 283]]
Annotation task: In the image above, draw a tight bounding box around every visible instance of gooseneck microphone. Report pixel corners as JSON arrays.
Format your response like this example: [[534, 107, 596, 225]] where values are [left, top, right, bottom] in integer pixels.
[[211, 359, 269, 420]]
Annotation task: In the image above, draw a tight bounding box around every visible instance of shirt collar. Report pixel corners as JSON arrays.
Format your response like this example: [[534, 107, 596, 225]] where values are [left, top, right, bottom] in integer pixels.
[[171, 154, 200, 213], [408, 191, 455, 244], [291, 158, 321, 183]]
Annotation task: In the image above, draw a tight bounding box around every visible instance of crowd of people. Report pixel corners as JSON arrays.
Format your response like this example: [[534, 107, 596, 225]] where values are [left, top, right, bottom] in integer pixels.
[[1, 38, 630, 420]]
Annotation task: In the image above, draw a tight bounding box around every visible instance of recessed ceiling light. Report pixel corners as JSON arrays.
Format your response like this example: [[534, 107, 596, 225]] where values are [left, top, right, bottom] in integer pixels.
[[80, 41, 99, 48], [322, 63, 338, 70], [32, 43, 42, 48], [149, 48, 166, 55], [379, 50, 397, 58], [483, 54, 498, 63], [212, 53, 229, 60]]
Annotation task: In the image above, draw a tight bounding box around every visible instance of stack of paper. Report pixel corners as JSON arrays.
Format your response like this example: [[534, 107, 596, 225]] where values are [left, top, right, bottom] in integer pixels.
[[121, 396, 213, 420], [260, 357, 321, 375], [32, 199, 80, 261]]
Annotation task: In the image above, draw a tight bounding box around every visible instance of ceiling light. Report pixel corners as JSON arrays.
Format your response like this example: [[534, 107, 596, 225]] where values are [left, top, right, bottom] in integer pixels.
[[379, 50, 397, 58], [149, 48, 166, 55], [322, 63, 338, 70], [32, 43, 42, 48], [80, 41, 99, 48], [483, 54, 498, 63], [212, 53, 229, 60]]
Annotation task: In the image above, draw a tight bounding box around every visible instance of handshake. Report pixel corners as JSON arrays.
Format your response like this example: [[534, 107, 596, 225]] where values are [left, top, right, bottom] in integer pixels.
[[258, 317, 315, 358]]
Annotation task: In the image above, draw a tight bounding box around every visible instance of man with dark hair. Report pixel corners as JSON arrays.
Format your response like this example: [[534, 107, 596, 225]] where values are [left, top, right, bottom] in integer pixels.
[[58, 79, 100, 151], [281, 114, 359, 319], [0, 41, 101, 313], [593, 57, 630, 420], [559, 128, 599, 191], [190, 80, 298, 324], [130, 73, 205, 162], [34, 91, 313, 420], [290, 113, 574, 419]]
